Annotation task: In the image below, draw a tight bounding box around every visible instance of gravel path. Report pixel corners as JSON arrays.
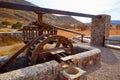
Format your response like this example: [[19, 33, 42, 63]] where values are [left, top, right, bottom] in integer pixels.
[[86, 47, 120, 80]]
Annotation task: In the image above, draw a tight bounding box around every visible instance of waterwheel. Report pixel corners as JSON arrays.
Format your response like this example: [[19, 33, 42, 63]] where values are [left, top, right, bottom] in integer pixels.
[[26, 35, 74, 65]]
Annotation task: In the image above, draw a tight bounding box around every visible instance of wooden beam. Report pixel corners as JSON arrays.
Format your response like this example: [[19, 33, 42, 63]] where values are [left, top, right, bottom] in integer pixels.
[[53, 26, 85, 35], [0, 1, 97, 18], [38, 22, 85, 35], [38, 13, 43, 23]]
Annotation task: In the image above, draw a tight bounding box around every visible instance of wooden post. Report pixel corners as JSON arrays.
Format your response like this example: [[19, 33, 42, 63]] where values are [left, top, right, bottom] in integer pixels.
[[35, 12, 44, 35], [38, 13, 43, 23], [81, 34, 84, 43]]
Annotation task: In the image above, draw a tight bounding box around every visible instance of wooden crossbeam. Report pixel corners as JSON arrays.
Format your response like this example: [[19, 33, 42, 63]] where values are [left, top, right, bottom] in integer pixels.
[[60, 55, 73, 61], [0, 1, 97, 18]]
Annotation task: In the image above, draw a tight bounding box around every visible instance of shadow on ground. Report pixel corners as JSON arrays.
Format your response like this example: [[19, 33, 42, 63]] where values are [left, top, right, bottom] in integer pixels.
[[85, 47, 119, 74], [85, 62, 101, 74], [99, 47, 119, 65]]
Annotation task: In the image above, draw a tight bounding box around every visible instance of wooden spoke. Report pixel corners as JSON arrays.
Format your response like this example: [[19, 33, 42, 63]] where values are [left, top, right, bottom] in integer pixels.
[[55, 38, 61, 48], [26, 35, 74, 65]]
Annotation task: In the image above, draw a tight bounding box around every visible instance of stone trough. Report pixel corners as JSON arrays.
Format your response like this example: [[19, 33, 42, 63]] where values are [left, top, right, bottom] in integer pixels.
[[0, 44, 101, 80]]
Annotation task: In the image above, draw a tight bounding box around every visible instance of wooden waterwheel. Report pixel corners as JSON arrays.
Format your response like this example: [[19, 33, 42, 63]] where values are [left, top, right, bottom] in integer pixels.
[[0, 34, 74, 72], [26, 35, 74, 65]]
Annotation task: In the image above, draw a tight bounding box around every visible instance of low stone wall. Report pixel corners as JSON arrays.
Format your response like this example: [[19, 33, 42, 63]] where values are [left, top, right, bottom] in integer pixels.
[[0, 54, 25, 67], [73, 44, 101, 68], [61, 44, 101, 68], [0, 32, 23, 40], [0, 60, 60, 80]]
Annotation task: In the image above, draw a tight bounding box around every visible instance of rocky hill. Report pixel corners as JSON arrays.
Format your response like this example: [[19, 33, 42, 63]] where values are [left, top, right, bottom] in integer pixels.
[[111, 20, 120, 25], [0, 0, 86, 29]]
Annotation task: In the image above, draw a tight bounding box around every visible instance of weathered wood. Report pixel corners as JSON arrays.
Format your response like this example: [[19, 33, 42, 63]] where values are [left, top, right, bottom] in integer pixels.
[[25, 35, 74, 65], [53, 26, 84, 35], [61, 55, 73, 61], [22, 23, 59, 43], [0, 1, 97, 18], [38, 13, 43, 23], [22, 22, 86, 43]]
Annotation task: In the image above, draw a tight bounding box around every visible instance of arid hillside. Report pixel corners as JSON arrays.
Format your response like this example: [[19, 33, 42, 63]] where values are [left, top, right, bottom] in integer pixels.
[[0, 0, 86, 28]]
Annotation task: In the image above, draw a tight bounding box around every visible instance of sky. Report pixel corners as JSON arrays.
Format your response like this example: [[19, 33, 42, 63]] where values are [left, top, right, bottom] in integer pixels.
[[26, 0, 120, 22]]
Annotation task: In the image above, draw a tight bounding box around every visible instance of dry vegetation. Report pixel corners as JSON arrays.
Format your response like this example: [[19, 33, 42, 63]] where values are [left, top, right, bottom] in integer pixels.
[[0, 43, 25, 56], [0, 28, 18, 32], [58, 28, 119, 38], [109, 28, 120, 35], [0, 34, 22, 46]]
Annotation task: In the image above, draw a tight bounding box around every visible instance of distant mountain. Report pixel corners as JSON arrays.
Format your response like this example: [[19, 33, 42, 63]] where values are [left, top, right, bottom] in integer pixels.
[[111, 20, 120, 25], [0, 0, 37, 6], [0, 0, 85, 27], [43, 14, 81, 26], [0, 0, 37, 23]]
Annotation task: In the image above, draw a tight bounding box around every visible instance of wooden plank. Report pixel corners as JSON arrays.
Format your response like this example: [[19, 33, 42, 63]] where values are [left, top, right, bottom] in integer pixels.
[[0, 1, 97, 18], [50, 49, 65, 55], [40, 47, 68, 55], [60, 55, 73, 61]]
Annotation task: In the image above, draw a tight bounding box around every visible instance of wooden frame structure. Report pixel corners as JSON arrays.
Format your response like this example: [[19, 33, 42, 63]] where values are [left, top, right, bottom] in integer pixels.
[[0, 1, 98, 18], [0, 1, 102, 43]]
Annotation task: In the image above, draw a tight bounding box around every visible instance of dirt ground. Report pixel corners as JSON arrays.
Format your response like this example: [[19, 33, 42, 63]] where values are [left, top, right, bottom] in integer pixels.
[[85, 46, 120, 80], [0, 43, 25, 56]]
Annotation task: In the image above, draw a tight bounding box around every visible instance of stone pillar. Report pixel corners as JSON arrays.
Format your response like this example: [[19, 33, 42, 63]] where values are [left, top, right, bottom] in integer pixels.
[[91, 15, 111, 46]]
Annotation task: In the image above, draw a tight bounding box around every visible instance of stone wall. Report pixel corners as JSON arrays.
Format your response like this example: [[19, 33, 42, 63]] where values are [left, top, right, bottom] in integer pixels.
[[0, 32, 23, 40], [0, 60, 60, 80]]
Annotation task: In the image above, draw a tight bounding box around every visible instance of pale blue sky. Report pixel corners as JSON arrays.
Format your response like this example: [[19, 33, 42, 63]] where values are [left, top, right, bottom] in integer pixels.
[[26, 0, 120, 22]]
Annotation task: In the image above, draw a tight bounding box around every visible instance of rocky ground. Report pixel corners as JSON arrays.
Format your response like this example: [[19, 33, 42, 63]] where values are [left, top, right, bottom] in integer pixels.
[[86, 47, 120, 80]]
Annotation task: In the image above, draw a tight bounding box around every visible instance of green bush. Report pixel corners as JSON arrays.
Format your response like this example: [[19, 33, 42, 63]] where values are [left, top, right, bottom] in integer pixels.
[[1, 21, 11, 26], [12, 22, 22, 29]]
